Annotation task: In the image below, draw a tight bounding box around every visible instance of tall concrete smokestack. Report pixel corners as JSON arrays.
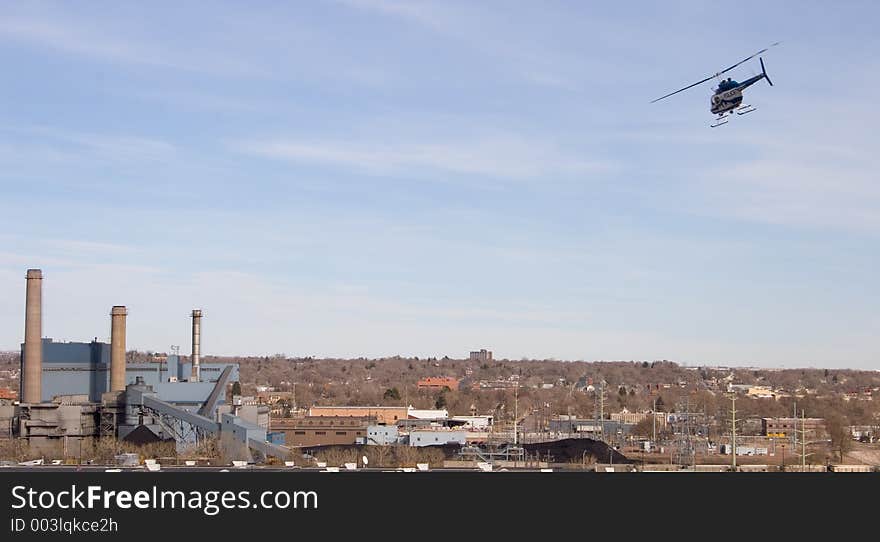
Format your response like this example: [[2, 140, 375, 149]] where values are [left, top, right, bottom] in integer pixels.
[[110, 306, 128, 392], [191, 309, 202, 382], [22, 269, 43, 403]]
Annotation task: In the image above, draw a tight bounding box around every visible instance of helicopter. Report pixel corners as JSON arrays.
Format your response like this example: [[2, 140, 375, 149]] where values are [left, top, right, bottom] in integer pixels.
[[651, 43, 780, 127]]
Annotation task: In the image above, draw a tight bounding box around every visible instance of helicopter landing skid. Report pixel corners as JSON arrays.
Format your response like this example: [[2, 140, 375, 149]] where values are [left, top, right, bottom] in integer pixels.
[[710, 113, 730, 128], [736, 104, 756, 115]]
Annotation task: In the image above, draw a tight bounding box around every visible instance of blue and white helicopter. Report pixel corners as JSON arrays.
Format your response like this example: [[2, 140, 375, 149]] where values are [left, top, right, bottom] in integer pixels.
[[652, 43, 780, 127]]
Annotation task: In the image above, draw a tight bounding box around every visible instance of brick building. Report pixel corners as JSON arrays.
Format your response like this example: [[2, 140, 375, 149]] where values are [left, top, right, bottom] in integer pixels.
[[270, 416, 374, 447], [0, 387, 17, 401], [308, 405, 408, 425], [762, 417, 826, 438], [417, 377, 460, 391]]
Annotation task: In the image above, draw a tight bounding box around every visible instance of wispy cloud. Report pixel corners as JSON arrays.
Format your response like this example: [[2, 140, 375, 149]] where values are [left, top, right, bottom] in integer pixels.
[[0, 235, 143, 269], [336, 0, 586, 88], [233, 135, 608, 180], [682, 97, 880, 234], [338, 0, 445, 28], [698, 159, 879, 233], [45, 239, 139, 256], [0, 11, 268, 77], [127, 88, 275, 114], [0, 6, 403, 86], [0, 126, 175, 163]]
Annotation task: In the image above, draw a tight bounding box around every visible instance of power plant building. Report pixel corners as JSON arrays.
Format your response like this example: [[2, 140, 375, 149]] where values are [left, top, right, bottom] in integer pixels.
[[27, 338, 239, 410], [9, 268, 289, 463]]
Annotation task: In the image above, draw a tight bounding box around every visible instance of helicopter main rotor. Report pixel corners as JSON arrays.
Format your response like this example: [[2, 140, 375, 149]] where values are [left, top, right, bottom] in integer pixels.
[[651, 42, 780, 103]]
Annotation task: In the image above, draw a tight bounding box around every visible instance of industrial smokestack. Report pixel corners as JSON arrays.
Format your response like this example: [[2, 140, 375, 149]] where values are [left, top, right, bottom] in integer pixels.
[[110, 305, 128, 392], [22, 268, 43, 403], [191, 309, 202, 382]]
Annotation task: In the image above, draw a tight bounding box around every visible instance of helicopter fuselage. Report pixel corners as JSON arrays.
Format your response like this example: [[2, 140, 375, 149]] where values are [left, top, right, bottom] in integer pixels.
[[709, 74, 767, 114]]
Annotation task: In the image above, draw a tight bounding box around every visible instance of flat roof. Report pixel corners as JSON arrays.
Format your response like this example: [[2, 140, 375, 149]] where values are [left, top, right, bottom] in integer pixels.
[[310, 405, 406, 410]]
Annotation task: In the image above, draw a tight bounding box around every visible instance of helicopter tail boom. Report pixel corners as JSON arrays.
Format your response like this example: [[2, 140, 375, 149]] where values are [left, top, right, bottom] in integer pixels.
[[760, 57, 773, 87]]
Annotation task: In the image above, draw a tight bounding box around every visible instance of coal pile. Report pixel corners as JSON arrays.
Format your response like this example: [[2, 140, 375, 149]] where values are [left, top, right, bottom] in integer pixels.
[[523, 438, 632, 464]]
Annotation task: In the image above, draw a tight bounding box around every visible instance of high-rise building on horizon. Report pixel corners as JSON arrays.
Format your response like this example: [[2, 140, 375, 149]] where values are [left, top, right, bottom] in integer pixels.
[[469, 349, 493, 362]]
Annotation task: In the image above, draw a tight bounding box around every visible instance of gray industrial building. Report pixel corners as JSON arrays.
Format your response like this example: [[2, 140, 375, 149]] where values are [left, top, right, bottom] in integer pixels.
[[217, 395, 270, 430], [33, 338, 239, 409], [409, 429, 468, 447], [362, 425, 400, 445]]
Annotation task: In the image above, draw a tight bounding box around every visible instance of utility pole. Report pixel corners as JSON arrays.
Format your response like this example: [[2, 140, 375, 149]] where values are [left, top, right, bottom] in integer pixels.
[[780, 442, 785, 471], [652, 397, 657, 449], [599, 380, 606, 442], [567, 405, 573, 437], [513, 382, 519, 446], [801, 409, 807, 470], [685, 397, 691, 468], [730, 394, 737, 472]]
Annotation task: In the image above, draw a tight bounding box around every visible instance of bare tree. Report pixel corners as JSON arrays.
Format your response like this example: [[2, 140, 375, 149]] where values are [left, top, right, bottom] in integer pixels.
[[825, 414, 853, 463]]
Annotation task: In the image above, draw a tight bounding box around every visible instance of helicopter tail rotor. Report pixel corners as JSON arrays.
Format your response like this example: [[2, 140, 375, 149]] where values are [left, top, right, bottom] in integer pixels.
[[760, 57, 773, 87]]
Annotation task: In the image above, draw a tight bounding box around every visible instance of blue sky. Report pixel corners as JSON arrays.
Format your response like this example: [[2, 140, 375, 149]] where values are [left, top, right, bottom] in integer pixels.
[[0, 1, 877, 367]]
